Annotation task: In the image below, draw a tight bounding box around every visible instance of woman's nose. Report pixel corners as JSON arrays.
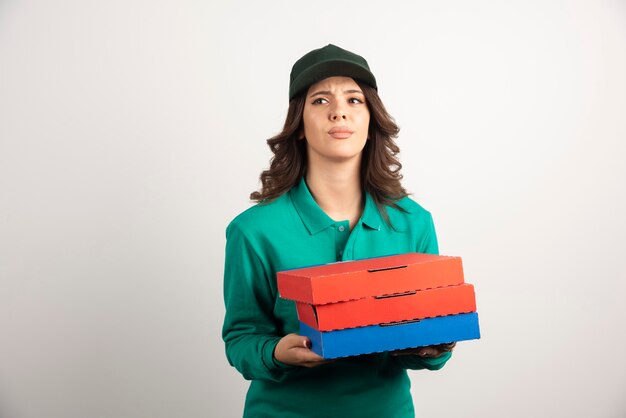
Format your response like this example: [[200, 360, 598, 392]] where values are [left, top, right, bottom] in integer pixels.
[[329, 107, 347, 121]]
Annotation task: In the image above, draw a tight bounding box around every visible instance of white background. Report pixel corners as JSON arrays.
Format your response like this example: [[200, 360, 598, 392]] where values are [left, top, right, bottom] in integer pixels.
[[1, 1, 625, 417]]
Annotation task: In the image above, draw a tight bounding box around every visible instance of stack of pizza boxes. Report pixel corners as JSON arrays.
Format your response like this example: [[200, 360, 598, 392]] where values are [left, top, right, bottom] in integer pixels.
[[277, 253, 480, 359]]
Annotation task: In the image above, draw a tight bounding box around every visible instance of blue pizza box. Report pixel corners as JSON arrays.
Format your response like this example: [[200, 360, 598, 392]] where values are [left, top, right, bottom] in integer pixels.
[[300, 312, 480, 359]]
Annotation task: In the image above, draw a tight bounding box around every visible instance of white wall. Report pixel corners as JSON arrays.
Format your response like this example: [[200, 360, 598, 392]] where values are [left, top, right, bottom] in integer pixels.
[[1, 1, 625, 417]]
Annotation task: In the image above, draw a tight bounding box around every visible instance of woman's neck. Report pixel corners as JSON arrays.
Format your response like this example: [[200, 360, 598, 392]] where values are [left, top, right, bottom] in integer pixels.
[[305, 158, 364, 230]]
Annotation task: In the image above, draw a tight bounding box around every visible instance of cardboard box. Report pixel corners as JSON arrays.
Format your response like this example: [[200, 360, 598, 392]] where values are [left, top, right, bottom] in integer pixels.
[[300, 312, 481, 359], [277, 253, 465, 305], [296, 283, 476, 331]]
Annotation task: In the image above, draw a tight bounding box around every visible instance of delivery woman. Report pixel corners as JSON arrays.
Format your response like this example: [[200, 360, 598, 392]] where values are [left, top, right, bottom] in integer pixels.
[[222, 44, 455, 418]]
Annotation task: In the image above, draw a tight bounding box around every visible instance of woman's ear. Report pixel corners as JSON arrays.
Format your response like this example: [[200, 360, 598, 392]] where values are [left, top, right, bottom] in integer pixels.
[[298, 130, 305, 140]]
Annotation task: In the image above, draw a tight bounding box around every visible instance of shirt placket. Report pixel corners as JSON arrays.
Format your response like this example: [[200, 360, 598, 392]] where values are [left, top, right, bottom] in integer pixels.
[[334, 220, 350, 261]]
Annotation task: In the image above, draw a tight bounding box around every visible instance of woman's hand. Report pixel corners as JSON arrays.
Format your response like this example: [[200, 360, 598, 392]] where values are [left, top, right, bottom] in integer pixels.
[[390, 342, 456, 358], [274, 333, 331, 368]]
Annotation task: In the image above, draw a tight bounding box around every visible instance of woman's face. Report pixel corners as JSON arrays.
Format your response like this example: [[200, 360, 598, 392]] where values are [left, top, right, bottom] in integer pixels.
[[301, 76, 370, 165]]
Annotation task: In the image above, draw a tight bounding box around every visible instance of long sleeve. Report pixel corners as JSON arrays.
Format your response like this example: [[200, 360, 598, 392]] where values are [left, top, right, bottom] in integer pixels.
[[418, 212, 439, 255], [222, 221, 293, 382], [392, 213, 454, 371]]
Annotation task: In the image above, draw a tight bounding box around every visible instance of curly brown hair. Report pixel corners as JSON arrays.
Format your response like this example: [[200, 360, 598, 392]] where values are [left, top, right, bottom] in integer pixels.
[[250, 82, 408, 221]]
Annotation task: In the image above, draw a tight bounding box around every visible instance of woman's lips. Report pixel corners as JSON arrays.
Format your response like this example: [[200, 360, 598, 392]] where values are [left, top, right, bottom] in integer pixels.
[[328, 126, 353, 139]]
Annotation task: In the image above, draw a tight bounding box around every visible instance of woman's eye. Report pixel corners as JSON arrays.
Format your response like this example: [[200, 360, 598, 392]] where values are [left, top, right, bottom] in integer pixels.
[[312, 98, 329, 105], [348, 97, 364, 104]]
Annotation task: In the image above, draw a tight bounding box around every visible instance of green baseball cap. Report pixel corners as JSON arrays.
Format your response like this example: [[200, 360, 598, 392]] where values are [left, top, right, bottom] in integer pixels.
[[289, 44, 377, 100]]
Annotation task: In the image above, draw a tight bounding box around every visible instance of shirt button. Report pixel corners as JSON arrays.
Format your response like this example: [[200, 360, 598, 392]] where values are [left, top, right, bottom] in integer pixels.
[[338, 226, 345, 232]]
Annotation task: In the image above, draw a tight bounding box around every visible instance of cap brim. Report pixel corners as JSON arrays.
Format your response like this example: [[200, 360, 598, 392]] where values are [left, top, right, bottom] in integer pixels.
[[289, 59, 377, 100]]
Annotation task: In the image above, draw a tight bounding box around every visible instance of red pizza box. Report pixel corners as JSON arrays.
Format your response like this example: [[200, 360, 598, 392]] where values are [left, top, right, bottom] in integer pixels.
[[296, 283, 476, 331], [277, 253, 465, 305]]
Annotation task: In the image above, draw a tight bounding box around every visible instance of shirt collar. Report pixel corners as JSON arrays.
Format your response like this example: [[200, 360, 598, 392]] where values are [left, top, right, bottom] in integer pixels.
[[361, 192, 383, 231], [289, 177, 383, 235]]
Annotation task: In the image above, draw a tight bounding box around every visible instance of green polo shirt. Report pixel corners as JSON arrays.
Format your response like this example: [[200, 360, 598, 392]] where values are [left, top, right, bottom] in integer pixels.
[[223, 178, 452, 418]]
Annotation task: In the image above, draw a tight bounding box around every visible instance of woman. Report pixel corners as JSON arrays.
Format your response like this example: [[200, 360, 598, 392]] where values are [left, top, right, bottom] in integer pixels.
[[223, 44, 455, 418]]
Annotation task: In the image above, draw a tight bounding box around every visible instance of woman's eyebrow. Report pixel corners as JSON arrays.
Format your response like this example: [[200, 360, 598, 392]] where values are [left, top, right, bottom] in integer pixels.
[[309, 89, 364, 98], [309, 90, 331, 98]]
